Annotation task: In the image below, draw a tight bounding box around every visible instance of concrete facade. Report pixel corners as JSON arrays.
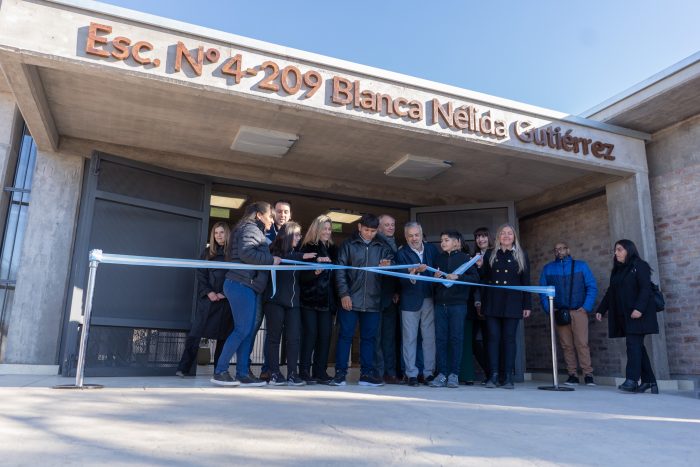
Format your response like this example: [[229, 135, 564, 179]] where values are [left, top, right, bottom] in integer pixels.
[[2, 149, 83, 364]]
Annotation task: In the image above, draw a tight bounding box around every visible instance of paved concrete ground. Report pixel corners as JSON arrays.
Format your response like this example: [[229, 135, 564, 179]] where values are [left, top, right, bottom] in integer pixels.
[[0, 373, 698, 466]]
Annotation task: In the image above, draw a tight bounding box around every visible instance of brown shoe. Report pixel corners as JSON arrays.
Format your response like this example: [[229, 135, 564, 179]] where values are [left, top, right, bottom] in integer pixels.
[[383, 375, 401, 385], [258, 370, 271, 383], [417, 374, 426, 385]]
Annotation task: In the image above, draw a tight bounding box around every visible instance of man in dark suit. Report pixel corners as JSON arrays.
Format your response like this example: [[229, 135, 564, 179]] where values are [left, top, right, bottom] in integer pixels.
[[395, 222, 439, 387]]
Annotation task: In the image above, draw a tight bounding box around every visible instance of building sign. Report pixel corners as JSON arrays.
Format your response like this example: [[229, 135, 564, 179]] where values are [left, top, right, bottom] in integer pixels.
[[83, 22, 615, 161]]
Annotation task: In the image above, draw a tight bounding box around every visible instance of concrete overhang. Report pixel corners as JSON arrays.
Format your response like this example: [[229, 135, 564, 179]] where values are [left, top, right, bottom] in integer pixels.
[[583, 51, 700, 133], [0, 0, 651, 208]]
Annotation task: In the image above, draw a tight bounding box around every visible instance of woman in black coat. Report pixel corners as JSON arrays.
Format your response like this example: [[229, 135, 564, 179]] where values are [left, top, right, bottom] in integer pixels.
[[480, 223, 532, 389], [299, 214, 337, 384], [176, 222, 234, 376], [596, 239, 660, 393]]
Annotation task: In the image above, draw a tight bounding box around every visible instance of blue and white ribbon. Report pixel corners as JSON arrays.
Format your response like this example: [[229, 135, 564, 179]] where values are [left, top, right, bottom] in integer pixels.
[[88, 249, 554, 297]]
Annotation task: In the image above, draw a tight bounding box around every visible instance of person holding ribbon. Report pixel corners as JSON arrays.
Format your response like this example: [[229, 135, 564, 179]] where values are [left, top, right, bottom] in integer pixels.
[[481, 223, 532, 390], [430, 230, 480, 388], [263, 221, 317, 386], [211, 201, 281, 387], [330, 213, 394, 387], [299, 214, 337, 385]]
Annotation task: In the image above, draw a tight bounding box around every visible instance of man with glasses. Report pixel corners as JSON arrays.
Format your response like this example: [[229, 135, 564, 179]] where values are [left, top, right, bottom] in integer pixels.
[[539, 242, 598, 385]]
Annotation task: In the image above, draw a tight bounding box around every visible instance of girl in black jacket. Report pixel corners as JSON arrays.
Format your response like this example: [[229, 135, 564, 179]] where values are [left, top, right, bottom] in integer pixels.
[[481, 223, 532, 389], [596, 239, 660, 393], [177, 222, 233, 376], [264, 222, 317, 386], [299, 215, 337, 384]]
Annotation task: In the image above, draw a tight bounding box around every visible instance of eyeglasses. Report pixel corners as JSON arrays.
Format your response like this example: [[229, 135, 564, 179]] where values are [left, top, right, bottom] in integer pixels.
[[553, 246, 569, 252]]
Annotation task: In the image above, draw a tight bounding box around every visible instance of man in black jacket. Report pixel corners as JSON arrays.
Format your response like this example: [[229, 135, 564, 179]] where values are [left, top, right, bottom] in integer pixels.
[[373, 214, 402, 384], [330, 214, 394, 387]]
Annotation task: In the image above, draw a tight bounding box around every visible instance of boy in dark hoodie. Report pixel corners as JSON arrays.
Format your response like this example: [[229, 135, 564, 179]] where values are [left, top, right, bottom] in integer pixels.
[[431, 230, 480, 388]]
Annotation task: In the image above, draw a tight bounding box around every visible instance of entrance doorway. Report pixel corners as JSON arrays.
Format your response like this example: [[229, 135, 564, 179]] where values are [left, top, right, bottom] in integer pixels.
[[411, 202, 526, 382]]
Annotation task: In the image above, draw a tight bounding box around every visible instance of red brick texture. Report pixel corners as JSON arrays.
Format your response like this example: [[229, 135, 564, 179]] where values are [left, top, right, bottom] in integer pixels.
[[650, 163, 700, 376], [519, 195, 621, 376]]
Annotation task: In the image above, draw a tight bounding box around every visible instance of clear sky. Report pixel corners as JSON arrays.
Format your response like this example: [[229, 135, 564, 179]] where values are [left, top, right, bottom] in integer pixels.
[[99, 0, 700, 115]]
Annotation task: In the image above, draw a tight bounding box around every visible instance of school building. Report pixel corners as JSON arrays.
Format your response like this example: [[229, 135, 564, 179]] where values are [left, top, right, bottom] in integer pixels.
[[0, 0, 697, 385]]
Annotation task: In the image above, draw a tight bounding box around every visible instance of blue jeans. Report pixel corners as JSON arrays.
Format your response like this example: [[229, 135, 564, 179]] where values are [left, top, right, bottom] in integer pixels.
[[434, 303, 467, 376], [215, 280, 258, 377], [335, 309, 380, 376]]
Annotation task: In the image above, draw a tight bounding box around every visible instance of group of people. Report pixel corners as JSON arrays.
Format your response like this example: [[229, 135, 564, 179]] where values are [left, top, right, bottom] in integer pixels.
[[177, 199, 661, 394]]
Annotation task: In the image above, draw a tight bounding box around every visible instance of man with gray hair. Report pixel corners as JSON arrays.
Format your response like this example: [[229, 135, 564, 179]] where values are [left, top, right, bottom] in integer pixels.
[[374, 214, 401, 383], [395, 221, 439, 386]]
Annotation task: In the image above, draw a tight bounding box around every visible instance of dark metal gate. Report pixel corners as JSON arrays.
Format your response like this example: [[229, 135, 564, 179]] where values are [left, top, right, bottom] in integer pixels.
[[60, 153, 210, 376]]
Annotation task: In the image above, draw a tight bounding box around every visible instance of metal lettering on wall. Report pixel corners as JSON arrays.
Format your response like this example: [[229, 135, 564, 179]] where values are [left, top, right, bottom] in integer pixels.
[[83, 22, 615, 161]]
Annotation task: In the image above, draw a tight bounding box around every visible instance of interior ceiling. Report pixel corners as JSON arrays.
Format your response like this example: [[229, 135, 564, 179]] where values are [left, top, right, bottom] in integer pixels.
[[39, 66, 596, 203]]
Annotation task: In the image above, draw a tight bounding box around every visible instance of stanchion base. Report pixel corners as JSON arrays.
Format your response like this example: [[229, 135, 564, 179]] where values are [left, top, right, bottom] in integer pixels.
[[52, 384, 104, 390], [538, 385, 575, 391]]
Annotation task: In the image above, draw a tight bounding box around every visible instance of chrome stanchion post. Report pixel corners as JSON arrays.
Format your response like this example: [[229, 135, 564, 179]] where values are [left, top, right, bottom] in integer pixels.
[[539, 292, 574, 391], [54, 250, 104, 389]]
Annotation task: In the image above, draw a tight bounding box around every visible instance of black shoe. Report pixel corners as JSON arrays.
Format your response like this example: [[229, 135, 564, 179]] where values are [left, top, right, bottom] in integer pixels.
[[565, 374, 580, 386], [269, 372, 287, 386], [315, 373, 332, 385], [460, 380, 475, 386], [481, 377, 489, 386], [287, 373, 306, 387], [407, 377, 419, 387], [417, 374, 426, 385], [584, 375, 596, 386], [485, 373, 499, 389], [423, 374, 435, 386], [618, 379, 638, 393], [210, 371, 241, 387], [300, 372, 317, 385], [238, 375, 267, 387], [359, 374, 385, 387], [637, 382, 659, 394], [329, 372, 346, 387]]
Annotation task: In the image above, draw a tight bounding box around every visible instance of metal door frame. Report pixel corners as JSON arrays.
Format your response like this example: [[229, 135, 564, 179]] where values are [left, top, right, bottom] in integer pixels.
[[58, 152, 211, 375], [410, 201, 527, 382]]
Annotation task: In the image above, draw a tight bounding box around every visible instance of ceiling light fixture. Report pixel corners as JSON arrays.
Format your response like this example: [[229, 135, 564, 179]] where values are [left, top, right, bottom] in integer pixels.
[[211, 194, 247, 209], [325, 210, 362, 224], [231, 126, 299, 157], [385, 154, 453, 180]]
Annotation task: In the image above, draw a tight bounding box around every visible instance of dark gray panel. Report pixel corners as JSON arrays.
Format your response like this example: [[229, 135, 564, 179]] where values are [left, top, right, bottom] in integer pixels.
[[88, 199, 201, 328], [96, 159, 205, 211]]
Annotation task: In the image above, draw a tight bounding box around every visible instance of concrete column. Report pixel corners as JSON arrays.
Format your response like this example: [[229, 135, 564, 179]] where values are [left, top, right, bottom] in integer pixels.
[[2, 149, 83, 364], [605, 172, 670, 379]]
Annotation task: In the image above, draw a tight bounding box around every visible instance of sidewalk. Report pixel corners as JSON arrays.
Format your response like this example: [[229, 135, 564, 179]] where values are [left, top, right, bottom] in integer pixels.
[[0, 373, 698, 466]]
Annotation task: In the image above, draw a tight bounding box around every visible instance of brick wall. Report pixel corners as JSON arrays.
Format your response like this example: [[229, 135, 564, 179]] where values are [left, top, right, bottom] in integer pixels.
[[650, 163, 700, 377], [519, 195, 621, 376]]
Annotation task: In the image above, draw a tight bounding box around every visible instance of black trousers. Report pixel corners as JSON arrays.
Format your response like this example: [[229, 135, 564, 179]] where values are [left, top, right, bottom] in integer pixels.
[[625, 333, 656, 383], [486, 317, 519, 377], [300, 306, 333, 377], [177, 336, 224, 374], [471, 318, 490, 377], [264, 302, 301, 376]]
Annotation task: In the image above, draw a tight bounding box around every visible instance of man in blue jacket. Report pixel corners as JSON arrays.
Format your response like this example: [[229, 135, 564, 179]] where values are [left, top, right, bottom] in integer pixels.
[[539, 242, 598, 386], [396, 222, 439, 387]]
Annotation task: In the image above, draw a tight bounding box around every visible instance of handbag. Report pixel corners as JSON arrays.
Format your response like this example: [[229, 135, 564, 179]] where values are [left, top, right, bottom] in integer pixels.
[[651, 281, 665, 312], [554, 259, 575, 326]]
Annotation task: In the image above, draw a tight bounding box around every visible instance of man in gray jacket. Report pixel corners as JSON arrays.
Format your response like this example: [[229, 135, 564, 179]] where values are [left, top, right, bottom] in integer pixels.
[[330, 213, 394, 387]]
